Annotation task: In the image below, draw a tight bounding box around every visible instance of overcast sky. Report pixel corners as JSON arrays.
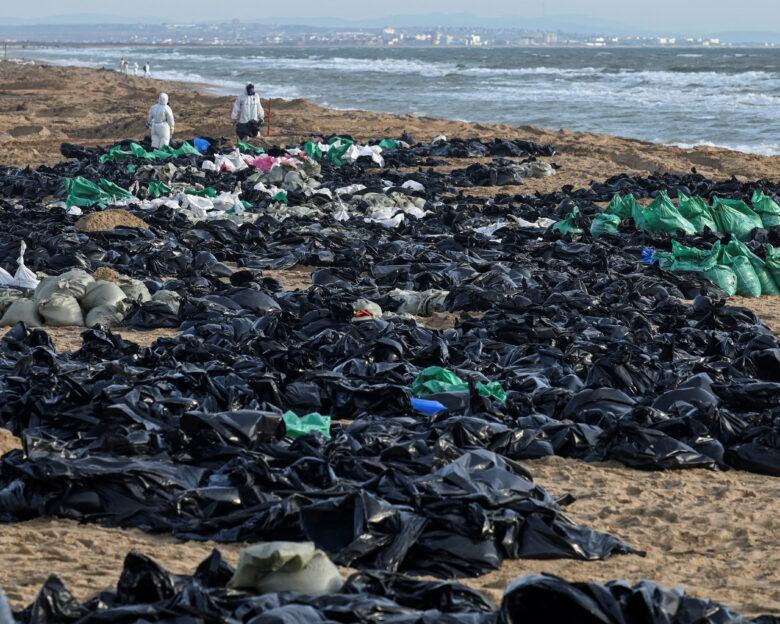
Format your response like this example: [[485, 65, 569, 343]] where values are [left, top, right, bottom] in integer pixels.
[[4, 0, 779, 32]]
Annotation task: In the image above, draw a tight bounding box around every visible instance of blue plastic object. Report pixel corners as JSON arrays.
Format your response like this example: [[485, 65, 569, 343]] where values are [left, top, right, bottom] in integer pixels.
[[410, 397, 447, 415], [193, 138, 210, 152], [640, 248, 657, 263]]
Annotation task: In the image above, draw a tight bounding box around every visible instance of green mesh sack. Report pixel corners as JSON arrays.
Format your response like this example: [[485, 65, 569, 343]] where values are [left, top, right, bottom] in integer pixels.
[[633, 191, 696, 235], [711, 197, 763, 241], [553, 206, 584, 234], [704, 264, 738, 297], [590, 213, 621, 237], [751, 189, 780, 229], [677, 192, 718, 232], [670, 239, 720, 272], [724, 239, 780, 295]]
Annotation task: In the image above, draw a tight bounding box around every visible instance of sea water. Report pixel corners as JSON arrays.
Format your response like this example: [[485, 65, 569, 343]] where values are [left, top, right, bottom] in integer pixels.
[[20, 45, 780, 156]]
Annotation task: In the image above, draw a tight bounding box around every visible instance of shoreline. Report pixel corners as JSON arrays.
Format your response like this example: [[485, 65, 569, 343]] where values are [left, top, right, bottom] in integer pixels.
[[8, 52, 780, 158], [1, 59, 779, 182]]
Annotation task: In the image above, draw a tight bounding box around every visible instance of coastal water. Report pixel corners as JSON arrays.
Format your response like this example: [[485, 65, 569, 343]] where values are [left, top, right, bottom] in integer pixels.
[[20, 46, 780, 155]]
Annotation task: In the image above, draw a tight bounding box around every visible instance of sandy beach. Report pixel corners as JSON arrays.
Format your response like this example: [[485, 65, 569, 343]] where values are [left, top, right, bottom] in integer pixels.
[[0, 59, 779, 617]]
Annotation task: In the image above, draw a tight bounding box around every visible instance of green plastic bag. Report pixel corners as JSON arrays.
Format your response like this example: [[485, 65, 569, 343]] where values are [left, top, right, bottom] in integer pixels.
[[99, 141, 200, 163], [411, 366, 505, 402], [553, 206, 584, 234], [379, 138, 401, 150], [326, 137, 355, 167], [711, 197, 763, 241], [677, 192, 718, 233], [272, 191, 288, 204], [653, 250, 674, 269], [766, 245, 780, 288], [99, 178, 133, 201], [724, 239, 780, 295], [304, 141, 323, 160], [411, 366, 468, 396], [185, 187, 217, 197], [147, 181, 172, 198], [476, 381, 506, 402], [670, 239, 720, 272], [236, 142, 265, 154], [590, 213, 621, 237], [604, 193, 635, 220], [704, 264, 738, 296], [64, 176, 109, 208], [721, 251, 761, 297], [751, 189, 780, 229], [64, 177, 131, 208], [633, 191, 696, 235], [282, 411, 331, 439]]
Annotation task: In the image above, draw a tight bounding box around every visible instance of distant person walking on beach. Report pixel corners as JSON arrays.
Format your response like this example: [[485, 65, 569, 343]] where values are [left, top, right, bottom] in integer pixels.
[[147, 93, 175, 148], [133, 62, 139, 76], [144, 61, 151, 78], [231, 83, 264, 141]]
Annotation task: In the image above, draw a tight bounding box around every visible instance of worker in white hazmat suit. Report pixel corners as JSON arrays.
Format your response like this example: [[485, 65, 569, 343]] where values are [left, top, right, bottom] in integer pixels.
[[147, 93, 175, 148], [144, 61, 151, 78], [231, 83, 264, 140], [133, 62, 139, 76]]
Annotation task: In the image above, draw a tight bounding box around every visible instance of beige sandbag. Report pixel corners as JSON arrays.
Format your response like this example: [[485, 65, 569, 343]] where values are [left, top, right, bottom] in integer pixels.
[[38, 293, 85, 327], [0, 298, 43, 327], [85, 301, 127, 328], [33, 269, 94, 303], [151, 289, 181, 313], [116, 276, 151, 302], [227, 541, 343, 596], [0, 289, 23, 317], [81, 280, 127, 310]]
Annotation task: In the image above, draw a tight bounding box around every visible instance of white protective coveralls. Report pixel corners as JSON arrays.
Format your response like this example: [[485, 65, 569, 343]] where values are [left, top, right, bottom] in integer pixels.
[[232, 92, 264, 124], [148, 93, 175, 148], [144, 62, 151, 78]]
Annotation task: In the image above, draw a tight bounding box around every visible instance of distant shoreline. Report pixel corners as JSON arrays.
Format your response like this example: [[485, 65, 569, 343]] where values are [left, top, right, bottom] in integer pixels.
[[3, 42, 776, 50]]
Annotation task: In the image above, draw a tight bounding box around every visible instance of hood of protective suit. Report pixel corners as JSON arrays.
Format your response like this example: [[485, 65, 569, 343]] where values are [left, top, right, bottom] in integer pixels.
[[158, 93, 169, 106]]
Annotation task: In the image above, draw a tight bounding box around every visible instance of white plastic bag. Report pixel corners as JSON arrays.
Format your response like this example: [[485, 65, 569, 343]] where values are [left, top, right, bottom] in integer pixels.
[[227, 542, 342, 596], [402, 180, 425, 193], [12, 242, 39, 290], [0, 266, 13, 287]]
